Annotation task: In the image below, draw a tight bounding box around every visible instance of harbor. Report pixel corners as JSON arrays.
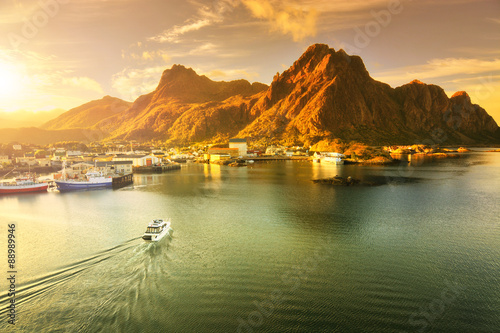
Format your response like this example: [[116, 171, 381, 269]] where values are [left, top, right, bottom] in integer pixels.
[[1, 154, 499, 333]]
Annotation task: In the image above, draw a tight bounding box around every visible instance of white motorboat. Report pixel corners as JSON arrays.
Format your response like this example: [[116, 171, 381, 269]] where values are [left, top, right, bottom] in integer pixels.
[[142, 218, 172, 242]]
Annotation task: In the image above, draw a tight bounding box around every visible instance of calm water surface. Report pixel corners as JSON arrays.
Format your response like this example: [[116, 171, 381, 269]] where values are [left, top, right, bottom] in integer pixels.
[[1, 151, 499, 332]]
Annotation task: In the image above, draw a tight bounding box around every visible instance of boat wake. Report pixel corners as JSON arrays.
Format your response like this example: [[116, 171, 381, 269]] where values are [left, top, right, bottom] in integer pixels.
[[0, 236, 173, 332]]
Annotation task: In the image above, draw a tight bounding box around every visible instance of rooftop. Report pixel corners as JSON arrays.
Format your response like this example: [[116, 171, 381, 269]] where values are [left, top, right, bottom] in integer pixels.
[[229, 138, 247, 143]]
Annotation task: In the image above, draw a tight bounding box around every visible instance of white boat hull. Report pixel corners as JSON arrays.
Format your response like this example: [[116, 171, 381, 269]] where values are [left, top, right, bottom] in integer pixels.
[[142, 219, 172, 242]]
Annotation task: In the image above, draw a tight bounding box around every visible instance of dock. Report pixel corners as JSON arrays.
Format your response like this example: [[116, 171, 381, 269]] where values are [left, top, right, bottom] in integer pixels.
[[112, 174, 133, 188], [132, 164, 181, 174], [242, 156, 309, 161]]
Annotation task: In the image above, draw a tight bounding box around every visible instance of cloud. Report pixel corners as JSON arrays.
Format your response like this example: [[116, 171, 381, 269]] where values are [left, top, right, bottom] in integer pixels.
[[203, 68, 260, 81], [242, 0, 318, 41], [111, 66, 166, 101], [373, 58, 500, 85], [123, 49, 171, 62], [149, 19, 212, 43], [149, 0, 239, 43], [62, 77, 104, 94], [487, 17, 500, 25], [188, 43, 218, 55]]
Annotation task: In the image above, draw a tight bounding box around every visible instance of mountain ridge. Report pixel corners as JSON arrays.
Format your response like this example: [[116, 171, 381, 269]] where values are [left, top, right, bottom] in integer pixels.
[[1, 44, 498, 145], [41, 96, 132, 130]]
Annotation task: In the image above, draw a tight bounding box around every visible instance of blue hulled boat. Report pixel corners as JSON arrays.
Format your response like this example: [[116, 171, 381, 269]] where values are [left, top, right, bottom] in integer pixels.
[[55, 171, 113, 191]]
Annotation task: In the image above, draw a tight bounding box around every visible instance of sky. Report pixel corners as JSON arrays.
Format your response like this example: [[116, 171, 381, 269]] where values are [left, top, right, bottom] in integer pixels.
[[0, 0, 499, 123]]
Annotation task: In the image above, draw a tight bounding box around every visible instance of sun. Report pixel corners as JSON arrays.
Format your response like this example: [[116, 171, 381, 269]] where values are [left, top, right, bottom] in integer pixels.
[[0, 62, 23, 98]]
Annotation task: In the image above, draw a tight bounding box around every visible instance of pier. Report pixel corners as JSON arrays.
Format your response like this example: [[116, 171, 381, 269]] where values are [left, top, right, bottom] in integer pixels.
[[112, 174, 133, 188], [132, 164, 181, 174]]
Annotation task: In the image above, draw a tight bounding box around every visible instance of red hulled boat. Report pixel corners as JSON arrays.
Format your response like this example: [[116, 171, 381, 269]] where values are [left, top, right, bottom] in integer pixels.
[[0, 175, 48, 194]]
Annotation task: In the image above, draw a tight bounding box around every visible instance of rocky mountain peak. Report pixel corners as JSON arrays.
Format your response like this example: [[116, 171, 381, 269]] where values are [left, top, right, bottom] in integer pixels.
[[409, 79, 425, 85], [451, 91, 469, 98], [151, 64, 266, 104], [263, 44, 372, 110], [450, 91, 471, 105]]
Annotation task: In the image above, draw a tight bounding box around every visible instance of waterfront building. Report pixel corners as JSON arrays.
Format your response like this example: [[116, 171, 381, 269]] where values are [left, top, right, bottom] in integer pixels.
[[322, 152, 345, 164], [229, 138, 247, 157], [95, 161, 133, 175], [210, 154, 231, 162], [207, 148, 239, 159], [113, 154, 160, 167]]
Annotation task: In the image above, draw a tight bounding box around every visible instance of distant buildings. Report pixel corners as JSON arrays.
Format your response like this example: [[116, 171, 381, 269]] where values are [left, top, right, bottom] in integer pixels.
[[0, 155, 12, 165], [265, 145, 285, 155]]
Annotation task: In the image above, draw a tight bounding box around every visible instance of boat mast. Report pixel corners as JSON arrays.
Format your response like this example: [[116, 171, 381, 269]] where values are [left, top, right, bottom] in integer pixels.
[[1, 166, 17, 179]]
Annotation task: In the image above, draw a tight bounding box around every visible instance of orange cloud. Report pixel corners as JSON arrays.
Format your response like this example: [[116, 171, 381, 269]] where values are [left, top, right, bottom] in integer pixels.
[[242, 0, 318, 41]]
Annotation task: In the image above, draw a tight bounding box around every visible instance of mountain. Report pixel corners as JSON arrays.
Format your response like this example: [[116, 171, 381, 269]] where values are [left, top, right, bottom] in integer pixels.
[[1, 44, 498, 145], [236, 44, 499, 145], [101, 44, 497, 145], [0, 109, 66, 128], [0, 127, 102, 145], [93, 66, 268, 143], [41, 96, 131, 130]]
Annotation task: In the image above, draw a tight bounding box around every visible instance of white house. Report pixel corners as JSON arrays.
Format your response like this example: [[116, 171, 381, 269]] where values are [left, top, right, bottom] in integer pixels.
[[66, 151, 82, 157], [322, 152, 345, 164], [229, 138, 247, 157], [15, 157, 37, 166]]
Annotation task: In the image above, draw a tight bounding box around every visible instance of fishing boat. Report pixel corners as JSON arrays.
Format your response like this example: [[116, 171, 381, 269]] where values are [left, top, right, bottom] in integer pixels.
[[142, 218, 173, 242], [0, 174, 48, 194], [55, 171, 113, 191], [54, 161, 113, 191]]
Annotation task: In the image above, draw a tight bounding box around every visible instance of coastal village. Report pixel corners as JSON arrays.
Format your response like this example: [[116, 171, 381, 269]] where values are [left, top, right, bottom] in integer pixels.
[[0, 138, 312, 181], [0, 135, 476, 192], [0, 137, 475, 172]]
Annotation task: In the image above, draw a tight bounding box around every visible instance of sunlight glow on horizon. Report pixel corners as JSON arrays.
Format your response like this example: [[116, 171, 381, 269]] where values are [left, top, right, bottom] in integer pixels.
[[0, 62, 24, 101], [0, 0, 498, 124]]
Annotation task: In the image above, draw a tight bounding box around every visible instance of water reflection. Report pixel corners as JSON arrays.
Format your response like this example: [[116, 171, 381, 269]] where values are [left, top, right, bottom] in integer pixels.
[[0, 155, 499, 332]]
